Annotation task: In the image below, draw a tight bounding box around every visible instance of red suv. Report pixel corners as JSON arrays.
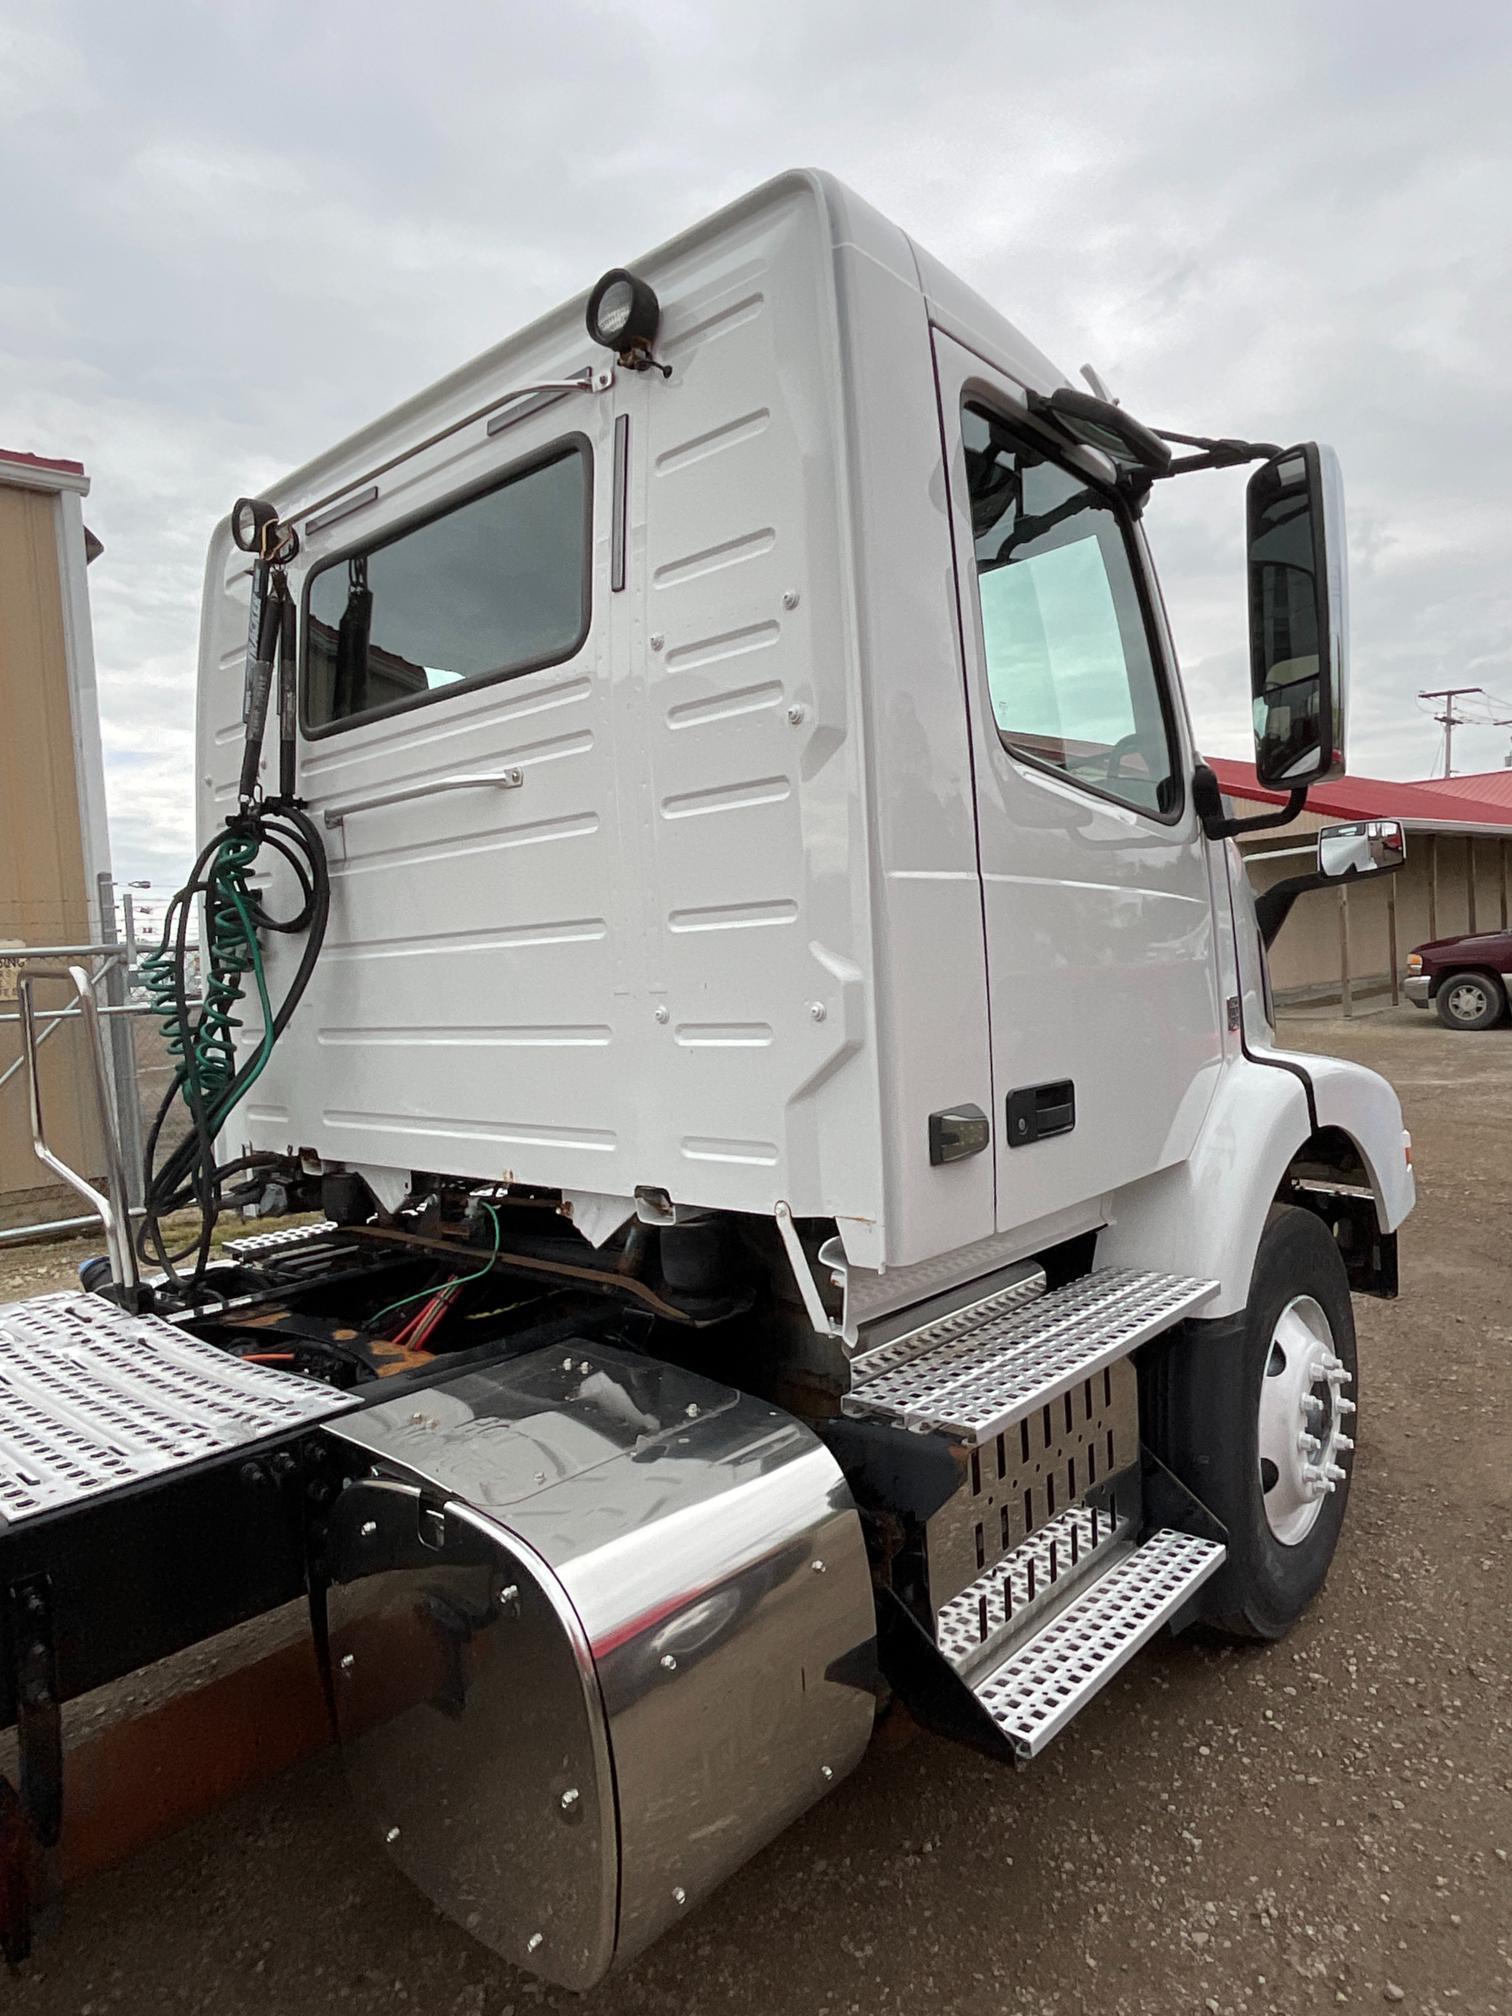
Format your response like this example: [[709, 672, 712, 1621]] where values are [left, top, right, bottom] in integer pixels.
[[1405, 931, 1512, 1029]]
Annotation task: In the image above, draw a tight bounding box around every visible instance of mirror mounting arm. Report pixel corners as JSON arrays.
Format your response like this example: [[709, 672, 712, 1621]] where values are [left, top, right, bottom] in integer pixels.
[[1254, 871, 1331, 950], [1192, 762, 1306, 842], [1147, 431, 1284, 481]]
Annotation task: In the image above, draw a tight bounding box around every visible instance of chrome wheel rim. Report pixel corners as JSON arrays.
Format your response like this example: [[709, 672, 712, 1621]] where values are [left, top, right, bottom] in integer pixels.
[[1448, 982, 1488, 1022], [1257, 1294, 1354, 1546]]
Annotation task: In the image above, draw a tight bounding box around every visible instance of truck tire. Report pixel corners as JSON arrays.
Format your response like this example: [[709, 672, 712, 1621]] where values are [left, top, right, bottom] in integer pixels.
[[1434, 970, 1504, 1030], [1148, 1205, 1358, 1641]]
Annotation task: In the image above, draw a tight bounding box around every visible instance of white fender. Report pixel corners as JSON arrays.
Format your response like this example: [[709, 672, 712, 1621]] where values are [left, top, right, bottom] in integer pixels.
[[1098, 1051, 1412, 1319]]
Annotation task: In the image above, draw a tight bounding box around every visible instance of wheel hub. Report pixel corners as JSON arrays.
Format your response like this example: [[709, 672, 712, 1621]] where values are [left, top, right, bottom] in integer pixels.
[[1257, 1294, 1354, 1546], [1448, 982, 1487, 1021]]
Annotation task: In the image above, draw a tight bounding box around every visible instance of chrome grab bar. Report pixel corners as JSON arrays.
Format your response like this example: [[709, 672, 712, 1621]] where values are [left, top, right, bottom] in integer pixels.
[[322, 769, 525, 829], [17, 965, 141, 1301]]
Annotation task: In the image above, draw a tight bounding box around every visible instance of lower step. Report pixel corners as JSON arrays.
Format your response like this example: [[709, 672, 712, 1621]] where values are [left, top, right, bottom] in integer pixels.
[[970, 1528, 1226, 1760]]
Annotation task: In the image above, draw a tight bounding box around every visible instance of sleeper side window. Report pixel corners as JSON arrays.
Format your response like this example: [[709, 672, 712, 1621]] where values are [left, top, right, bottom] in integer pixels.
[[303, 439, 590, 734], [963, 404, 1180, 819]]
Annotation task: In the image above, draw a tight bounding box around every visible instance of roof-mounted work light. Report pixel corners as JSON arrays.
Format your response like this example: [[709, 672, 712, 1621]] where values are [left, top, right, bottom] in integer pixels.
[[231, 495, 298, 563], [586, 268, 667, 373], [231, 496, 279, 553]]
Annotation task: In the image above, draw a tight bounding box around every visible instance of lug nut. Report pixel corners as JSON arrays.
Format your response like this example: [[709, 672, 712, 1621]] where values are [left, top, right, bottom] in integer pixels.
[[1333, 1433, 1355, 1453], [1336, 1396, 1357, 1416], [1297, 1432, 1321, 1456], [1324, 1461, 1348, 1482]]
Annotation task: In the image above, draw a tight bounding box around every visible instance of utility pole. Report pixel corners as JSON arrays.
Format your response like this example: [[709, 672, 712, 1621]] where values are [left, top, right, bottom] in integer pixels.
[[1419, 687, 1486, 777]]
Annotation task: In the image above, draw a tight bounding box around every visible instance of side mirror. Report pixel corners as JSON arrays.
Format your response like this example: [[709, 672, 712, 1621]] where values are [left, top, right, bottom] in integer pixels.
[[1246, 443, 1348, 789], [1253, 819, 1404, 950], [1317, 818, 1405, 880]]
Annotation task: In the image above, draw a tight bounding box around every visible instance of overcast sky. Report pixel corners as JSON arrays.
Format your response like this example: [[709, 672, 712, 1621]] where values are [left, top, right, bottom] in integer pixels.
[[3, 0, 1510, 890]]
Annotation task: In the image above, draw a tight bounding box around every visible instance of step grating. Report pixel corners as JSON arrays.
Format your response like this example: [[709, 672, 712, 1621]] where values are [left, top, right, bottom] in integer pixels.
[[850, 1266, 1046, 1386], [842, 1266, 1215, 1445], [972, 1528, 1226, 1759], [0, 1291, 358, 1526], [935, 1501, 1131, 1668], [223, 1219, 339, 1259]]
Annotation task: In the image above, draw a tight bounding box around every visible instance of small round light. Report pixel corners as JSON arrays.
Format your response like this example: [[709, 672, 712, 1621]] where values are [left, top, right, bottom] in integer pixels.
[[231, 495, 278, 554], [586, 268, 661, 356], [595, 279, 634, 339]]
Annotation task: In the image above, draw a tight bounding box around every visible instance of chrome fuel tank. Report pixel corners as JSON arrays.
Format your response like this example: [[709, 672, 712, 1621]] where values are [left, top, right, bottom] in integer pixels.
[[322, 1342, 877, 1988]]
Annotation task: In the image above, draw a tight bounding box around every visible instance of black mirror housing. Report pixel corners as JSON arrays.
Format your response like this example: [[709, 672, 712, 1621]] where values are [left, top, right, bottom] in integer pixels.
[[1246, 443, 1349, 790]]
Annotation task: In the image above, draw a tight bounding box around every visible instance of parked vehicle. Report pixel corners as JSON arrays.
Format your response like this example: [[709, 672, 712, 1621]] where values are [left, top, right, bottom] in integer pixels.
[[1404, 933, 1512, 1028], [0, 171, 1414, 1983]]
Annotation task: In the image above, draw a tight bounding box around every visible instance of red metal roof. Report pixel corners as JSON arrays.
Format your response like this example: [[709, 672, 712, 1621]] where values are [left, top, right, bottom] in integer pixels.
[[0, 448, 86, 478], [1418, 768, 1512, 808], [1206, 756, 1512, 829]]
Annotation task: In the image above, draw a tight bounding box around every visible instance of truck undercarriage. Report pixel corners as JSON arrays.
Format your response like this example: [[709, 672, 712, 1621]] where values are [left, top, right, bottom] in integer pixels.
[[0, 1195, 1282, 1981]]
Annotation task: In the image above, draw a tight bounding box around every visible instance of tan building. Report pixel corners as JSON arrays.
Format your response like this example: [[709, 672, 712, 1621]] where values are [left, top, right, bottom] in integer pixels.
[[1209, 757, 1512, 1010], [0, 448, 113, 1227]]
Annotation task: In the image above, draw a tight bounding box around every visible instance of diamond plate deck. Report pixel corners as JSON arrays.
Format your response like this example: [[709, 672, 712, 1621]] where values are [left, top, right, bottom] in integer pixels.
[[841, 1266, 1216, 1444], [971, 1528, 1226, 1759], [0, 1291, 359, 1526], [935, 1502, 1132, 1668]]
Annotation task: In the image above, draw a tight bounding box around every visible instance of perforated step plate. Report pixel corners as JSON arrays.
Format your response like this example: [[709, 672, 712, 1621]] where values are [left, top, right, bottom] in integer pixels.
[[0, 1291, 359, 1527], [971, 1528, 1226, 1760], [842, 1266, 1215, 1445], [222, 1219, 338, 1259], [935, 1501, 1132, 1671]]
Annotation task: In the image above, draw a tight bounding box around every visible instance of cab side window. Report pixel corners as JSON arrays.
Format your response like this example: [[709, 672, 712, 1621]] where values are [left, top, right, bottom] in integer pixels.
[[963, 404, 1180, 818], [303, 440, 590, 736]]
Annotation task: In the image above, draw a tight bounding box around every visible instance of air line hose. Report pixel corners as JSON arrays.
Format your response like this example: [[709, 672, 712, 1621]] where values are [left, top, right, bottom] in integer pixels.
[[137, 802, 329, 1290], [140, 827, 272, 1111]]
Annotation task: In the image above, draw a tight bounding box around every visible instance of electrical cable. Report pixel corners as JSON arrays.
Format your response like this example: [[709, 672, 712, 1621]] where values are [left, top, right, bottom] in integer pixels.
[[365, 1202, 503, 1335]]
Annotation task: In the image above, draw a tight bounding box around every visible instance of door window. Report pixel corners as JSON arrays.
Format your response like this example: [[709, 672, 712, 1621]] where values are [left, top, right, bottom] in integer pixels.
[[303, 439, 590, 735], [963, 404, 1179, 818]]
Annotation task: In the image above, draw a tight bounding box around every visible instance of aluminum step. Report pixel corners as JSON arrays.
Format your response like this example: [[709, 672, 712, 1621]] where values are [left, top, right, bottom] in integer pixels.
[[842, 1265, 1215, 1445], [0, 1291, 358, 1527], [935, 1500, 1133, 1672], [970, 1528, 1226, 1759], [223, 1219, 338, 1260]]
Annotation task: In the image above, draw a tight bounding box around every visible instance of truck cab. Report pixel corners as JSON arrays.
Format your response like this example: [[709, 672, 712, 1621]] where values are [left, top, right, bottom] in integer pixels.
[[0, 171, 1413, 1984]]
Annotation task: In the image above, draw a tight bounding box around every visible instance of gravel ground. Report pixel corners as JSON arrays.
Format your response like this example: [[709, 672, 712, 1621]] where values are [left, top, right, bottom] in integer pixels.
[[4, 1006, 1509, 2015]]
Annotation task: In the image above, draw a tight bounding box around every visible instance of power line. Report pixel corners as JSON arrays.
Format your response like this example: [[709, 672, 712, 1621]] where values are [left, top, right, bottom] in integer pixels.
[[1417, 686, 1512, 777]]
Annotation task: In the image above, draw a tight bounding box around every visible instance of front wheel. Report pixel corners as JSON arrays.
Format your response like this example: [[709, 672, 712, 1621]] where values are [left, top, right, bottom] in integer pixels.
[[1435, 970, 1504, 1030], [1147, 1205, 1357, 1641]]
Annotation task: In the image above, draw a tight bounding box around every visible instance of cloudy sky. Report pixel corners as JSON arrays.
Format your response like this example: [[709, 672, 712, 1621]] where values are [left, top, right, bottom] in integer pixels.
[[3, 0, 1510, 889]]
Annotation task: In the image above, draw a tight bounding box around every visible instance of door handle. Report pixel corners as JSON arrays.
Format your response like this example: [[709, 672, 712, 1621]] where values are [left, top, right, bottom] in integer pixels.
[[322, 770, 524, 829], [1006, 1080, 1076, 1147]]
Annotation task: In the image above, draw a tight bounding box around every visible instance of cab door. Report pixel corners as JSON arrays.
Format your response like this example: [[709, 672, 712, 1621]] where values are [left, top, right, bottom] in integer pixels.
[[933, 331, 1224, 1233]]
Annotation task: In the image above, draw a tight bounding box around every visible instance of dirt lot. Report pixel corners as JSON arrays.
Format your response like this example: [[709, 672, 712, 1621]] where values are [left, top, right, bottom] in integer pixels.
[[3, 1006, 1509, 2015]]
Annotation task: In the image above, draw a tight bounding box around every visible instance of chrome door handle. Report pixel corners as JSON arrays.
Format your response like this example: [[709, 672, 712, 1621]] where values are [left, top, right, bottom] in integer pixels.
[[322, 770, 524, 828]]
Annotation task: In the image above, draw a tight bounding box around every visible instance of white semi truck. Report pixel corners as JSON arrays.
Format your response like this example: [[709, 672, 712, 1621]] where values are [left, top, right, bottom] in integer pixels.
[[0, 171, 1413, 1982]]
